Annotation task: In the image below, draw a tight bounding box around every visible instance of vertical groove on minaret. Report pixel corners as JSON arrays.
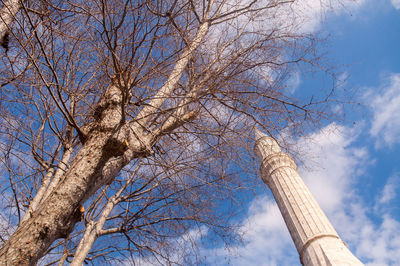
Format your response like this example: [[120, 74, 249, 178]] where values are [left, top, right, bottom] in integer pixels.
[[254, 128, 364, 266], [273, 168, 307, 247], [278, 168, 310, 245], [284, 168, 314, 239]]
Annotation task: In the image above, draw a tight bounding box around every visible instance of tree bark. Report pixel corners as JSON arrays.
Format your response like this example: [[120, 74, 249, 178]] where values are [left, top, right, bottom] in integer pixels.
[[21, 147, 72, 223], [0, 84, 146, 265], [71, 163, 142, 265], [0, 16, 210, 264]]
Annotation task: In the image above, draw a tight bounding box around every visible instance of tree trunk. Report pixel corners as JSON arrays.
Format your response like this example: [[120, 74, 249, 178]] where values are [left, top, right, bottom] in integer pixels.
[[21, 147, 72, 223], [0, 17, 210, 264], [0, 84, 146, 265], [0, 134, 108, 264]]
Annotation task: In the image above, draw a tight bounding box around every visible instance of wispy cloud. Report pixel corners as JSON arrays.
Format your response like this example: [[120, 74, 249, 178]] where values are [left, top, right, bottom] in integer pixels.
[[298, 124, 366, 213], [286, 72, 301, 94], [196, 123, 367, 265], [358, 214, 400, 265], [197, 197, 297, 266], [374, 172, 400, 217], [366, 73, 400, 147], [288, 0, 365, 33], [200, 122, 400, 265], [127, 96, 400, 265], [377, 172, 400, 205], [391, 0, 400, 10], [204, 0, 365, 86]]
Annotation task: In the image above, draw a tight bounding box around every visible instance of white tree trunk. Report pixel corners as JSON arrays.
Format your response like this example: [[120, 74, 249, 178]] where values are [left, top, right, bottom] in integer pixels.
[[22, 147, 73, 223], [71, 163, 142, 265], [0, 17, 210, 264]]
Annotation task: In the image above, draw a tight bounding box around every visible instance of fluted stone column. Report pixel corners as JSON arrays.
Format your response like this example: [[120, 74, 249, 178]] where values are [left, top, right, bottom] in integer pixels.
[[254, 129, 363, 266]]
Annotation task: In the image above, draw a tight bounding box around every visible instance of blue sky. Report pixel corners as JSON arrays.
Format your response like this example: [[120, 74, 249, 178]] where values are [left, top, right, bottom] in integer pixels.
[[122, 1, 400, 265], [191, 1, 400, 265], [74, 1, 400, 265], [5, 1, 395, 265], [117, 1, 400, 265]]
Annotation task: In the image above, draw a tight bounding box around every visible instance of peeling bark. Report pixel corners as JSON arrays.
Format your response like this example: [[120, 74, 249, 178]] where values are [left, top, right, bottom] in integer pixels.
[[0, 85, 147, 265], [22, 147, 73, 223], [71, 163, 142, 265], [0, 14, 210, 264]]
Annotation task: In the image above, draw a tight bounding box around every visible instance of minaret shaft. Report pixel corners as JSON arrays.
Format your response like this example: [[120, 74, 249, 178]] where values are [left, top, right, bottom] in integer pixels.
[[261, 153, 338, 249], [254, 130, 363, 266]]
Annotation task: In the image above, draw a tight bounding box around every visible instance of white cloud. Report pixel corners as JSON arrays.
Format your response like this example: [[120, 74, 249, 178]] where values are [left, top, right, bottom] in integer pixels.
[[200, 123, 400, 265], [121, 227, 208, 266], [391, 0, 400, 10], [373, 172, 400, 216], [367, 73, 400, 147], [378, 173, 399, 205], [198, 123, 367, 265], [287, 0, 365, 33], [283, 124, 400, 265], [337, 71, 349, 88], [203, 0, 365, 85], [125, 122, 400, 265], [358, 215, 400, 265], [202, 198, 298, 266], [286, 72, 301, 94], [227, 199, 296, 265], [298, 124, 365, 213]]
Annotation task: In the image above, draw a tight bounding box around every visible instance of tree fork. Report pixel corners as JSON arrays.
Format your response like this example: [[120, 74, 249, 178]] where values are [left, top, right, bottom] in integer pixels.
[[0, 9, 211, 262], [0, 84, 146, 265]]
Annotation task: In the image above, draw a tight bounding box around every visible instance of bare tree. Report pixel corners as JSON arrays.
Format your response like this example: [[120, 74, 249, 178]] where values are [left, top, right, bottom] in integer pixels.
[[0, 0, 341, 264]]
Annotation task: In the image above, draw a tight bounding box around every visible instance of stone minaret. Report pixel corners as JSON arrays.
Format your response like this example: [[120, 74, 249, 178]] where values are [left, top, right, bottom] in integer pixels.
[[254, 128, 363, 266]]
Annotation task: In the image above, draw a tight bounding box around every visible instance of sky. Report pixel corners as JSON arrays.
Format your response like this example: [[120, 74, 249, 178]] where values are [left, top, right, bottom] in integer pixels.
[[118, 1, 400, 265], [196, 1, 400, 265], [2, 1, 399, 265]]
